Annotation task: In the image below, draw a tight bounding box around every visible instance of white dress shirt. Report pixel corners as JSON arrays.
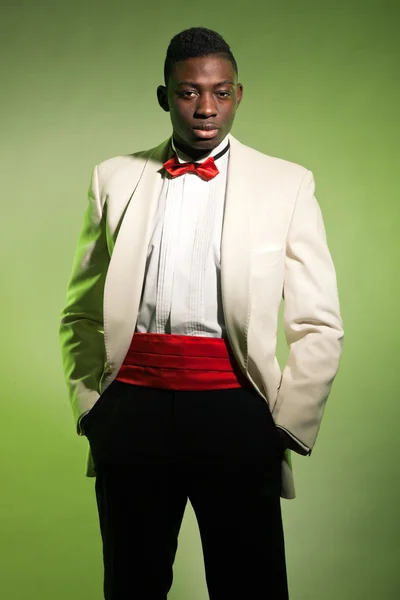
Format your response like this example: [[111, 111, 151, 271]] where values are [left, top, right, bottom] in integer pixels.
[[135, 134, 229, 337]]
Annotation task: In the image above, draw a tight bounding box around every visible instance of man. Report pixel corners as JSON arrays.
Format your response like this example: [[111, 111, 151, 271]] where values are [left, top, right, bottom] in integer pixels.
[[59, 26, 344, 600]]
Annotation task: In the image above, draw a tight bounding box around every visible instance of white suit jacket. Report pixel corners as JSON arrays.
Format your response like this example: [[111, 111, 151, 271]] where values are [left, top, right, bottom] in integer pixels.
[[59, 132, 344, 499]]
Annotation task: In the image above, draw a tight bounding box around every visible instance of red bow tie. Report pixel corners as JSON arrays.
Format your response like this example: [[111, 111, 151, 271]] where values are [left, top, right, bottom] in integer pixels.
[[163, 155, 219, 182]]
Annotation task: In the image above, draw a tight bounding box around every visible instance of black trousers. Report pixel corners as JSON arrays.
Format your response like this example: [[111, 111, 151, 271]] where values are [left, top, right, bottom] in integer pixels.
[[83, 380, 289, 600]]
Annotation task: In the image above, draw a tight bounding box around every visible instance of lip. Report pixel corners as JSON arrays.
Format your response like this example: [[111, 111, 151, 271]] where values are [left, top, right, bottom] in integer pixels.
[[193, 128, 219, 139], [193, 124, 219, 130]]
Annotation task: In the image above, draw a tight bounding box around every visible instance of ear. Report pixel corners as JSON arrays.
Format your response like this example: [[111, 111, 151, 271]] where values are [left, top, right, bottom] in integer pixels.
[[236, 83, 243, 107], [157, 85, 170, 112]]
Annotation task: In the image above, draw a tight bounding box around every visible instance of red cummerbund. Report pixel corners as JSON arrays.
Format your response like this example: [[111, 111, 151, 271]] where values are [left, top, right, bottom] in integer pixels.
[[115, 332, 252, 390]]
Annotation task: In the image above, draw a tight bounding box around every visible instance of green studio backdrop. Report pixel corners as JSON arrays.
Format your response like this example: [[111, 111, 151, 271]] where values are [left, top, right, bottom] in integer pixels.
[[1, 1, 398, 598]]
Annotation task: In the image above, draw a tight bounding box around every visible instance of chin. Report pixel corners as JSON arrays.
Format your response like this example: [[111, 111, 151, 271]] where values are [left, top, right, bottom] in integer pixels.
[[192, 138, 218, 147], [192, 134, 221, 146]]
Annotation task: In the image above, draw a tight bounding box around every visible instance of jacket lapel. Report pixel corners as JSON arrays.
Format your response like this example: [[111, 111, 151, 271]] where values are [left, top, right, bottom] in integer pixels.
[[103, 137, 172, 375], [220, 134, 252, 372]]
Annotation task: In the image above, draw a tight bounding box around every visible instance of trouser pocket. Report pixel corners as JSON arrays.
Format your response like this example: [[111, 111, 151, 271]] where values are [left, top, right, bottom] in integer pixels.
[[82, 381, 116, 435], [249, 389, 286, 456]]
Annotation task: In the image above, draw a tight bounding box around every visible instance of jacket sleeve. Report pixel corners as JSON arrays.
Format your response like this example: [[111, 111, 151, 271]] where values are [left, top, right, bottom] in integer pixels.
[[271, 169, 344, 452], [59, 165, 110, 434]]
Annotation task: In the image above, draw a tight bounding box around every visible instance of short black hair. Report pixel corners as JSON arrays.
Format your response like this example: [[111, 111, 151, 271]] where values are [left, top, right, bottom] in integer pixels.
[[164, 27, 238, 88]]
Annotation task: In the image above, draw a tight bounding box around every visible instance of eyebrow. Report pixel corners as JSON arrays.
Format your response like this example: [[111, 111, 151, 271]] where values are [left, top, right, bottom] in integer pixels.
[[177, 80, 234, 88]]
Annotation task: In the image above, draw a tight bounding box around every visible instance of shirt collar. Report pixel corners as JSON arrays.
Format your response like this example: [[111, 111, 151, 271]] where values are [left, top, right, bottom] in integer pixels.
[[171, 133, 230, 164]]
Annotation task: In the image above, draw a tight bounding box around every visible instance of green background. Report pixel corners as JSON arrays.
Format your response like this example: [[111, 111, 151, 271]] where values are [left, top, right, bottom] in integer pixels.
[[1, 0, 398, 598]]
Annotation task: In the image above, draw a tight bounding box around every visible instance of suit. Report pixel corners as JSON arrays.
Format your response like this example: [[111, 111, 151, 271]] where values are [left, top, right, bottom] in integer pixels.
[[59, 132, 344, 500]]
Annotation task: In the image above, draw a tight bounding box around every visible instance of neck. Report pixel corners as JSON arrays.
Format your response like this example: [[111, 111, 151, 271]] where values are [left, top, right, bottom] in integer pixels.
[[172, 135, 214, 161]]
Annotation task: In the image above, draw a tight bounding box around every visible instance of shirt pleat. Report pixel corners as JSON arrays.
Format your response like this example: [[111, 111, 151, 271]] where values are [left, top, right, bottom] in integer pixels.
[[136, 135, 230, 337]]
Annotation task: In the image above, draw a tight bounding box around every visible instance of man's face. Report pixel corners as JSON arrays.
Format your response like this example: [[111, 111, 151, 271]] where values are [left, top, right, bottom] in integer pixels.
[[157, 53, 243, 158]]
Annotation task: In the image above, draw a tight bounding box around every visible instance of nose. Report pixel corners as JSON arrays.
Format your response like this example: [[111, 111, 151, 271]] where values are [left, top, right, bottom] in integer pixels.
[[194, 92, 217, 117]]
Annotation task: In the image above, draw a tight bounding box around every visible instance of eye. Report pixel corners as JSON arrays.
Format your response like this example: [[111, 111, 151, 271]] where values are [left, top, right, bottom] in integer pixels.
[[178, 91, 231, 98]]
